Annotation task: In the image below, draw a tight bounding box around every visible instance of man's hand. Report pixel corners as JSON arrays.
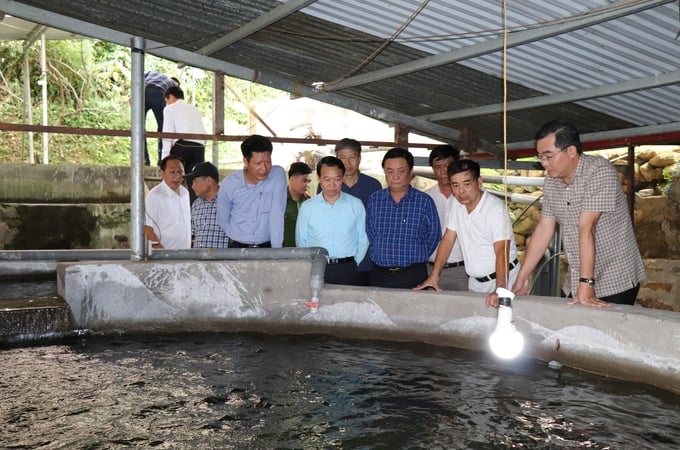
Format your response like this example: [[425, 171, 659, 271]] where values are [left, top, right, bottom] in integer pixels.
[[414, 275, 441, 292], [570, 284, 611, 307], [569, 295, 611, 307], [485, 292, 499, 308], [512, 277, 530, 296]]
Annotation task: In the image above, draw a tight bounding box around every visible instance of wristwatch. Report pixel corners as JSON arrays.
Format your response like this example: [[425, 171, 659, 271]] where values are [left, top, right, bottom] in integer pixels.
[[579, 277, 595, 286]]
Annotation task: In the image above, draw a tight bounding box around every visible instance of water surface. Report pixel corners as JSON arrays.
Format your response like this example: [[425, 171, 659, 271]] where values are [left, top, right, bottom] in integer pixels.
[[1, 332, 678, 449]]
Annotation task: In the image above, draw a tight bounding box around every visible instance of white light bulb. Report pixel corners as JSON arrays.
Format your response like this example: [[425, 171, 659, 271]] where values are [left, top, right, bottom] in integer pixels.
[[489, 287, 524, 359]]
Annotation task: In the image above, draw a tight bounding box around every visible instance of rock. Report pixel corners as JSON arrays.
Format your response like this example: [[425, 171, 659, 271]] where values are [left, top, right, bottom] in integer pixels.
[[648, 152, 680, 168], [513, 215, 536, 236], [639, 163, 665, 182], [636, 149, 658, 162], [637, 188, 656, 197]]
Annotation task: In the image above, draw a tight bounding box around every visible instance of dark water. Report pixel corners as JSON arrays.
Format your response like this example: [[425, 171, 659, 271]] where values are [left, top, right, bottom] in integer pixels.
[[1, 333, 679, 450]]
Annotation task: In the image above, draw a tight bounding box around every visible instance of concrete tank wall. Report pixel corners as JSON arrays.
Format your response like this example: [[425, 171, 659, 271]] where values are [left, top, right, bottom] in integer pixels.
[[57, 259, 680, 396]]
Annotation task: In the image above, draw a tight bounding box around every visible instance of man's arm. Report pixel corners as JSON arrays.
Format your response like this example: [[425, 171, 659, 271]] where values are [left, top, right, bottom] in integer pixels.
[[295, 203, 310, 249], [511, 216, 556, 295], [161, 106, 175, 159], [485, 239, 511, 307], [355, 203, 369, 263], [414, 228, 457, 291], [216, 181, 231, 236], [571, 211, 610, 307], [493, 239, 511, 289], [144, 225, 163, 249], [269, 167, 288, 248]]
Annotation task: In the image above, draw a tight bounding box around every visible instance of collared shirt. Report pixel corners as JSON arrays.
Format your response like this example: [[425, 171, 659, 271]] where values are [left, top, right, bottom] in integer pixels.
[[296, 192, 369, 263], [145, 180, 191, 249], [191, 194, 229, 248], [283, 190, 309, 247], [216, 166, 287, 247], [446, 190, 519, 292], [342, 172, 382, 207], [161, 99, 206, 158], [425, 184, 464, 263], [542, 154, 645, 297], [366, 186, 440, 267], [316, 172, 382, 207], [144, 71, 175, 91]]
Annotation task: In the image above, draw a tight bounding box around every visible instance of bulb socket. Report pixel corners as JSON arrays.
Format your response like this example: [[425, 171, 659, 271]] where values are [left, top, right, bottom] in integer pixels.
[[498, 297, 512, 307]]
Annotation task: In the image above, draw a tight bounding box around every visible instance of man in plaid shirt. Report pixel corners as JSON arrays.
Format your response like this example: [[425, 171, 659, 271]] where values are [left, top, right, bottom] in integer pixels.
[[185, 162, 228, 248], [512, 119, 645, 306]]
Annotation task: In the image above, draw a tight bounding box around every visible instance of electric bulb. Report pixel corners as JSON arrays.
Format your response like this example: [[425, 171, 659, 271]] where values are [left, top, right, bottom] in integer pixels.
[[489, 287, 524, 359]]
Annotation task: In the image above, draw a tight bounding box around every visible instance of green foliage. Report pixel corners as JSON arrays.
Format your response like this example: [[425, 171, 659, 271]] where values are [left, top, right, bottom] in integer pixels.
[[0, 38, 286, 165]]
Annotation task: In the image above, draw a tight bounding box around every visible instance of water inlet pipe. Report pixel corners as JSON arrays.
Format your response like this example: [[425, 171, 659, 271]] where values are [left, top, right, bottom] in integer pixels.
[[0, 247, 329, 306]]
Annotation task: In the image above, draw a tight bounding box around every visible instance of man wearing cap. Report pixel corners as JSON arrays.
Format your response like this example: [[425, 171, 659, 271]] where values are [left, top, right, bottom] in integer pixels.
[[217, 134, 287, 248], [144, 155, 191, 249], [185, 161, 229, 248]]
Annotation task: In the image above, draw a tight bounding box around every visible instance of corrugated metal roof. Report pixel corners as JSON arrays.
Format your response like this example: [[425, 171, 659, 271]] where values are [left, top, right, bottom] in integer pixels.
[[2, 0, 680, 157]]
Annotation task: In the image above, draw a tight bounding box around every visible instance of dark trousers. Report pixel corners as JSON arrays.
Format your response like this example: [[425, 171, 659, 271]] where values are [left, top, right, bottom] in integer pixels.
[[562, 283, 640, 305], [369, 263, 428, 289], [171, 140, 205, 204], [325, 261, 361, 286], [144, 85, 166, 166]]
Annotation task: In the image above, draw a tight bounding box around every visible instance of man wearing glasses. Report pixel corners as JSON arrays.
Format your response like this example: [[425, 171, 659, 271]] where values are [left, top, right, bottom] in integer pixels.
[[512, 119, 645, 306]]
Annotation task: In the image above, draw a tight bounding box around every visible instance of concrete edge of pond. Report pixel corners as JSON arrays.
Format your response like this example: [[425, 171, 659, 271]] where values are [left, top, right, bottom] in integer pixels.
[[54, 259, 680, 396]]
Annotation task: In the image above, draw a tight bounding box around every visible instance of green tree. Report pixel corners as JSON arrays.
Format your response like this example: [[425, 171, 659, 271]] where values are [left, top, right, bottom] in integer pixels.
[[0, 38, 285, 166]]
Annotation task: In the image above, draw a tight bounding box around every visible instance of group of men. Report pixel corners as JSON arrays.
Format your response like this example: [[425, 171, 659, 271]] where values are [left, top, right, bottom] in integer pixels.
[[144, 118, 646, 308]]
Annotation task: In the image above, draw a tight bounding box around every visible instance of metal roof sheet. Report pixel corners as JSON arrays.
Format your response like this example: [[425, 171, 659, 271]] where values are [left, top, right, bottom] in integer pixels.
[[2, 0, 680, 157]]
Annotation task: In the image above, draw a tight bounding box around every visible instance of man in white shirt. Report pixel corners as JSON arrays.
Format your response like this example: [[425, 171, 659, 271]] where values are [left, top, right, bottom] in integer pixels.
[[416, 159, 520, 306], [425, 144, 468, 291], [162, 85, 206, 203], [144, 155, 191, 250]]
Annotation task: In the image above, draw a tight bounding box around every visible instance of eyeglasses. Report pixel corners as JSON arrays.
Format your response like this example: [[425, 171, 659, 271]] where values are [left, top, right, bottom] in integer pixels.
[[535, 145, 571, 163]]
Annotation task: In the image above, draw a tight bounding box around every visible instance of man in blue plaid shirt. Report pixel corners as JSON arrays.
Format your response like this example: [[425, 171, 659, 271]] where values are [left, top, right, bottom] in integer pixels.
[[185, 162, 229, 248], [366, 148, 441, 289]]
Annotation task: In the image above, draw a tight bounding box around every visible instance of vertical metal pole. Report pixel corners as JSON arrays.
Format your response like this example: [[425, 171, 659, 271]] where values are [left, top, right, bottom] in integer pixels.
[[627, 144, 635, 226], [130, 37, 146, 261], [212, 71, 225, 165], [394, 124, 410, 148], [23, 49, 35, 164], [40, 32, 48, 164]]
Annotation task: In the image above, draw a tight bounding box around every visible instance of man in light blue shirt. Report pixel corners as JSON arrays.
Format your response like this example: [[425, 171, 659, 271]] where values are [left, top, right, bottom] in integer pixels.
[[217, 135, 287, 247], [296, 156, 369, 285]]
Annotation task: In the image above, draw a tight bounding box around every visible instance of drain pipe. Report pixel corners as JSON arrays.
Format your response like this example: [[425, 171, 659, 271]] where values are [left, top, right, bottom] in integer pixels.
[[0, 247, 328, 304]]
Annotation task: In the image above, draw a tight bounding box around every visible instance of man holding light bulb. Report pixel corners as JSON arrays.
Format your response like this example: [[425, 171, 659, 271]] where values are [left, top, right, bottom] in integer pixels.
[[415, 159, 520, 307]]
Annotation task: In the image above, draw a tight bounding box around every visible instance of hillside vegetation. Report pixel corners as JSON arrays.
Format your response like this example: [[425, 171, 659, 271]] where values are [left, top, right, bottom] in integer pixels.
[[0, 39, 285, 166]]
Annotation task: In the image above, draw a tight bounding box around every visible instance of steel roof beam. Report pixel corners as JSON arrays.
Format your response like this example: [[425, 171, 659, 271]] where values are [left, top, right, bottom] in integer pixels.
[[421, 69, 680, 121], [197, 0, 318, 56], [323, 0, 673, 92], [0, 0, 488, 149]]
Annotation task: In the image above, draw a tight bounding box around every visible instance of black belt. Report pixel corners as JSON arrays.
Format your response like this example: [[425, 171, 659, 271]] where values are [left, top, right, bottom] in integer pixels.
[[428, 261, 464, 269], [375, 263, 419, 274], [228, 238, 271, 248], [328, 256, 354, 265], [475, 258, 519, 283]]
